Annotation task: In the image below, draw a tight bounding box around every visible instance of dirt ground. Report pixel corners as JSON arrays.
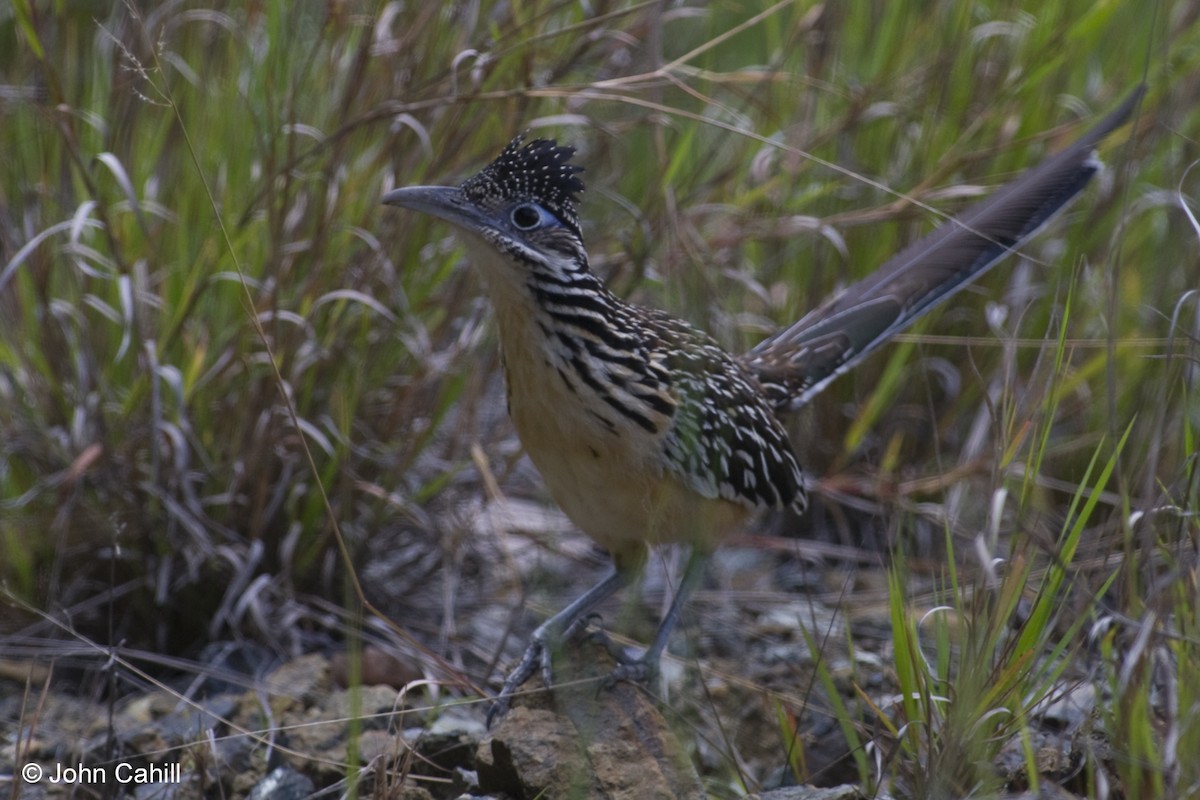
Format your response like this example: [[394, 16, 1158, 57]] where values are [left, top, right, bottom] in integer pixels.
[[1, 502, 1107, 798]]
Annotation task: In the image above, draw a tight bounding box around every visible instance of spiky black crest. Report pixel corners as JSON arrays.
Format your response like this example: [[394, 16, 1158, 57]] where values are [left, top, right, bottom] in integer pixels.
[[460, 134, 586, 239]]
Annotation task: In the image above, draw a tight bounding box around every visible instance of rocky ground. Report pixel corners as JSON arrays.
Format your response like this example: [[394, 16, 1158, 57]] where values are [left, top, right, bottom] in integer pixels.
[[1, 500, 1109, 799], [0, 632, 885, 799]]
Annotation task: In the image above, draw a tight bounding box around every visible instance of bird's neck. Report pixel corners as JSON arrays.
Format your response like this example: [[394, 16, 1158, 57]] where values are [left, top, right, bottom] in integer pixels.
[[461, 238, 672, 445], [461, 238, 622, 363]]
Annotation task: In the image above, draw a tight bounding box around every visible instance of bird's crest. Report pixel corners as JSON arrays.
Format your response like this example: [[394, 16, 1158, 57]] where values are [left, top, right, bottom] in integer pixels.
[[460, 134, 586, 238]]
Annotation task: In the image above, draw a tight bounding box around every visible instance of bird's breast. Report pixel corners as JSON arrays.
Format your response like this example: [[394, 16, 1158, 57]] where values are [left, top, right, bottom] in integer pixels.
[[491, 300, 746, 560]]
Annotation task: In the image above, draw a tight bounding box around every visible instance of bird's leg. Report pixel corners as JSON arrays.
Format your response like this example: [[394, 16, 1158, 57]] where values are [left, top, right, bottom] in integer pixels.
[[488, 566, 633, 726], [607, 547, 709, 687]]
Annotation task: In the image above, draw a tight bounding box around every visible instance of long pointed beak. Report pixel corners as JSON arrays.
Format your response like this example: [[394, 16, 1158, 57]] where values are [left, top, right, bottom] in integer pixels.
[[381, 185, 489, 232]]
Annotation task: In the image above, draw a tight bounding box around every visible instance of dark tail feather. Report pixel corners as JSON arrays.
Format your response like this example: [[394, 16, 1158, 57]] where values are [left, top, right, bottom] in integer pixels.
[[743, 86, 1144, 413]]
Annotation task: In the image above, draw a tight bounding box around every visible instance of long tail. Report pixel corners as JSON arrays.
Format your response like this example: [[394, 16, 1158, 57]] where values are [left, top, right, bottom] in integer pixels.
[[743, 86, 1144, 413]]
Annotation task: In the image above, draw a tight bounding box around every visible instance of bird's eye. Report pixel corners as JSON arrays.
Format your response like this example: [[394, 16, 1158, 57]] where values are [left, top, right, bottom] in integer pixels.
[[511, 204, 544, 230]]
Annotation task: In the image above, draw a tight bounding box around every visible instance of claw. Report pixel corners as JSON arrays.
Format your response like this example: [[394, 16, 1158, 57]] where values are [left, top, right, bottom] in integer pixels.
[[561, 611, 602, 643], [487, 633, 546, 728], [486, 568, 633, 727], [604, 654, 660, 689], [539, 634, 555, 689]]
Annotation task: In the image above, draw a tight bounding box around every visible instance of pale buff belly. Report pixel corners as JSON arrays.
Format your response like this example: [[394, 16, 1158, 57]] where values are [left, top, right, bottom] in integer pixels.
[[506, 366, 750, 568], [484, 278, 752, 566]]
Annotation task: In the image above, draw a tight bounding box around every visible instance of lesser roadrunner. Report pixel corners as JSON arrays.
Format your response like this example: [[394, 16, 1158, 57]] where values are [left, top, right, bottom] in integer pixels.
[[383, 89, 1141, 724]]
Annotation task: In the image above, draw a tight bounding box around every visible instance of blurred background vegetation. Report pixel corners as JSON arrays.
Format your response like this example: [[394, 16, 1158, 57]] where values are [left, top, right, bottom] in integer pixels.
[[1, 0, 1197, 793]]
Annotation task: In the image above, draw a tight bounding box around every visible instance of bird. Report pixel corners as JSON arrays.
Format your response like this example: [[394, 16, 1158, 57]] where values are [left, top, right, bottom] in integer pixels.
[[382, 88, 1142, 725]]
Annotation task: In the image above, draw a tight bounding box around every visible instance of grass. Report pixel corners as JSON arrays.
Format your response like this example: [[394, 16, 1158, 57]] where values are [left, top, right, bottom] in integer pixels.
[[1, 0, 1198, 797]]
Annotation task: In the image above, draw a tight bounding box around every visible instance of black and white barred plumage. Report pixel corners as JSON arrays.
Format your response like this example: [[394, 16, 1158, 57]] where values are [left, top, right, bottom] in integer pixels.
[[390, 90, 1140, 523], [382, 90, 1141, 721], [456, 135, 807, 516]]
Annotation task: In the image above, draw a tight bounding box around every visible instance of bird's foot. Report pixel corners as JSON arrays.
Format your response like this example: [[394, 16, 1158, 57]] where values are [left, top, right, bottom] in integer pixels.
[[561, 622, 662, 689], [603, 652, 661, 689], [561, 612, 601, 644], [487, 616, 603, 727], [487, 615, 662, 725], [487, 633, 548, 728]]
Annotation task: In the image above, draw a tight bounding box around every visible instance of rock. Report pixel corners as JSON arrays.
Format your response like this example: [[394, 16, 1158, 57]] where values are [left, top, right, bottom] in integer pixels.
[[749, 786, 869, 800], [262, 653, 332, 717], [246, 765, 315, 800], [330, 645, 422, 689], [476, 636, 704, 799]]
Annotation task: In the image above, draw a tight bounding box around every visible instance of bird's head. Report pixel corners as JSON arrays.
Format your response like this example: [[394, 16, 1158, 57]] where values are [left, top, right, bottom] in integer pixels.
[[383, 135, 588, 284]]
